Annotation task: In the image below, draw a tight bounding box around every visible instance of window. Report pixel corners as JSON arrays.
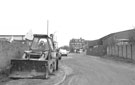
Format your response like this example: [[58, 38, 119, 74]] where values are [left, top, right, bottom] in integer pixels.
[[31, 37, 49, 50]]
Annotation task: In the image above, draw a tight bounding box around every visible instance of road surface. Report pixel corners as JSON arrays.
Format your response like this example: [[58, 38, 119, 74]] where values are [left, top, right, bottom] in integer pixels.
[[61, 53, 135, 85], [1, 65, 65, 85], [2, 53, 135, 85]]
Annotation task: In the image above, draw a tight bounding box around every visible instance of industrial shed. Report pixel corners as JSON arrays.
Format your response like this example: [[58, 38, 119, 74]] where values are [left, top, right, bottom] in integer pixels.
[[87, 29, 135, 60]]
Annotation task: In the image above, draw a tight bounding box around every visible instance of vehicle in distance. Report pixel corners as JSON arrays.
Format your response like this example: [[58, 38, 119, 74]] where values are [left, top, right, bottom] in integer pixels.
[[76, 49, 83, 53], [59, 49, 68, 56]]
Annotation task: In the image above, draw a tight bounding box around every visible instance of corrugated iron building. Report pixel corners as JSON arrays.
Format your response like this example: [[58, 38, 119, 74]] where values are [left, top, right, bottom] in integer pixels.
[[86, 29, 135, 59]]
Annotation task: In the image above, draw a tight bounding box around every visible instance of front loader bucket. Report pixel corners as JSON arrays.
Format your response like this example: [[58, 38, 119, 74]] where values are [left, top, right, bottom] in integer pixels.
[[9, 59, 49, 79]]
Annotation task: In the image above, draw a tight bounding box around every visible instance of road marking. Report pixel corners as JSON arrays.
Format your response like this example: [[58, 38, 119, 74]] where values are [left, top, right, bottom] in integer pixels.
[[68, 76, 76, 85], [54, 71, 66, 85], [62, 65, 73, 75], [54, 65, 73, 85]]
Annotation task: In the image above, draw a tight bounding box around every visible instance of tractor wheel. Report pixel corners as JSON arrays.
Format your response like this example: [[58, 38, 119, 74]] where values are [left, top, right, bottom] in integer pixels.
[[45, 69, 49, 79], [53, 61, 57, 72], [56, 59, 59, 70], [59, 57, 61, 60]]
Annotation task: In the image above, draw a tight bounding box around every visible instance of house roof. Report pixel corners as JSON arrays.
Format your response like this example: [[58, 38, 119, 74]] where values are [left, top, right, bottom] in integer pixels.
[[34, 34, 49, 38], [88, 40, 101, 46], [0, 35, 24, 37]]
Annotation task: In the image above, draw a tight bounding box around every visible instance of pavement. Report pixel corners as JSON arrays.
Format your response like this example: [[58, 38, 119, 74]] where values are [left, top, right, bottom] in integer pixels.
[[60, 53, 135, 85]]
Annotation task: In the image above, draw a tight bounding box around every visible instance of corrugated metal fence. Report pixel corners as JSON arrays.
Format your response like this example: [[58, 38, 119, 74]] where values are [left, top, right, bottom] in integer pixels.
[[107, 44, 135, 60]]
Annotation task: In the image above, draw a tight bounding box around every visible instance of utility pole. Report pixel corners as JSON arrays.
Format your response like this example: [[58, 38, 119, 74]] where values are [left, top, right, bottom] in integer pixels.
[[47, 20, 49, 35]]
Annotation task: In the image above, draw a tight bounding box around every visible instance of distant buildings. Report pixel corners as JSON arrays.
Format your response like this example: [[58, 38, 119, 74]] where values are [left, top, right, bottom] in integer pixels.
[[69, 38, 86, 52], [0, 35, 25, 41], [0, 35, 32, 46]]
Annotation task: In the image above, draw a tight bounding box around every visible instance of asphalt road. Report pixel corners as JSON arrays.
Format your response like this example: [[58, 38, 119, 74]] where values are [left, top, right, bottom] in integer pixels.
[[61, 53, 135, 85]]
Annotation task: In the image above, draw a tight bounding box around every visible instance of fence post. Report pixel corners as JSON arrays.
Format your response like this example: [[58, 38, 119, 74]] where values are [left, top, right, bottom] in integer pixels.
[[122, 45, 123, 57], [111, 45, 112, 56], [118, 45, 119, 57], [131, 44, 132, 60], [126, 45, 127, 58]]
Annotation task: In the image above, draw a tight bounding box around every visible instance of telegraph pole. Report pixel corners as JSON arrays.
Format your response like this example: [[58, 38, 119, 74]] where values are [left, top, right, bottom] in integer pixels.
[[47, 20, 49, 35]]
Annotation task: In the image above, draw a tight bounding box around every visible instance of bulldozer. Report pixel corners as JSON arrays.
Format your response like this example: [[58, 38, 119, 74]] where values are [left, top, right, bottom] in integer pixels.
[[9, 34, 59, 79]]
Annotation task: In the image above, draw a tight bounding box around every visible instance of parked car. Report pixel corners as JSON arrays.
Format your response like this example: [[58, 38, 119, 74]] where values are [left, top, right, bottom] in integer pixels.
[[76, 49, 83, 53], [59, 49, 68, 56]]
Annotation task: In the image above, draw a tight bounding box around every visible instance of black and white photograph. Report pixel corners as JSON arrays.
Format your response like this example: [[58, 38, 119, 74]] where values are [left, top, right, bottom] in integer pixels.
[[0, 0, 135, 85]]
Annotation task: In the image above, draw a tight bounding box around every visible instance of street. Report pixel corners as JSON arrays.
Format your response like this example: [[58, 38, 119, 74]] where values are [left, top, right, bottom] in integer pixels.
[[2, 53, 135, 85], [61, 53, 135, 85], [1, 66, 65, 85]]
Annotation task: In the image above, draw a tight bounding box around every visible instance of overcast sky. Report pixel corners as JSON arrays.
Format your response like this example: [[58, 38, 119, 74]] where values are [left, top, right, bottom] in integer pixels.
[[0, 0, 135, 47]]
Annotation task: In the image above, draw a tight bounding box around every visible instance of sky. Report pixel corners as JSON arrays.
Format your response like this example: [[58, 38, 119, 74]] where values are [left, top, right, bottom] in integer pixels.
[[0, 0, 135, 47]]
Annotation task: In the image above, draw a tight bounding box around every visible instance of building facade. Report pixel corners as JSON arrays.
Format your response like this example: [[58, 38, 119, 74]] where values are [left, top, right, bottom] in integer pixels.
[[86, 29, 135, 59], [0, 35, 25, 40], [69, 38, 85, 52]]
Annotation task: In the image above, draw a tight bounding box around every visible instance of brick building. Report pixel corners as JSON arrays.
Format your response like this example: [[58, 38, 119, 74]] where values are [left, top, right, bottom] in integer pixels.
[[69, 38, 85, 52]]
